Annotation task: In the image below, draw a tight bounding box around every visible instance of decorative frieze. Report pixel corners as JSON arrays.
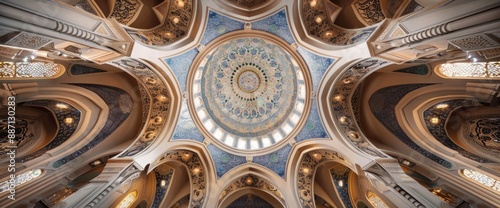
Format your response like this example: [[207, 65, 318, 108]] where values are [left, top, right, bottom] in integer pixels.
[[111, 59, 171, 157], [330, 59, 389, 158]]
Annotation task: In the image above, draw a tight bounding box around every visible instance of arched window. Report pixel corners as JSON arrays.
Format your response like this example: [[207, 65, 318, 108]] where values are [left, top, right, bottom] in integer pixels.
[[367, 191, 389, 208], [0, 61, 65, 79], [435, 62, 500, 79], [116, 191, 138, 208], [0, 169, 43, 193], [461, 169, 500, 192]]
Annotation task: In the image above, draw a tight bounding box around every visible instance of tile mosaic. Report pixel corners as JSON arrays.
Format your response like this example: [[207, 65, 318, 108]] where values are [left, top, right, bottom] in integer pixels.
[[207, 144, 247, 179], [253, 144, 292, 178], [252, 9, 295, 44]]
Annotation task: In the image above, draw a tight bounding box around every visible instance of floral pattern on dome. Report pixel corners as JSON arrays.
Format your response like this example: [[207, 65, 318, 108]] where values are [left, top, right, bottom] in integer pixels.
[[191, 36, 308, 150], [202, 38, 297, 128]]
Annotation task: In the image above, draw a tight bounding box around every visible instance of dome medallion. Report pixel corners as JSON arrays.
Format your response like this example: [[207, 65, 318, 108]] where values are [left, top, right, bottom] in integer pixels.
[[188, 32, 311, 152]]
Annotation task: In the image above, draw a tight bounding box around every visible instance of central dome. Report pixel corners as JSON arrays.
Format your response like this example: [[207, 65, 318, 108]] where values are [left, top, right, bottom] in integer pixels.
[[188, 32, 311, 151]]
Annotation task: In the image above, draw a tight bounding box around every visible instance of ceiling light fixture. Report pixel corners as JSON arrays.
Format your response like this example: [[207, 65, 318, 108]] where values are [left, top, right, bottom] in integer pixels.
[[64, 117, 74, 124], [430, 117, 440, 124]]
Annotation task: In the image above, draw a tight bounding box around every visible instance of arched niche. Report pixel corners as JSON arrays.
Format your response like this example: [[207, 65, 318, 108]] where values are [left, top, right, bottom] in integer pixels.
[[0, 106, 57, 159], [146, 149, 208, 208], [218, 174, 285, 208], [294, 149, 357, 207], [221, 189, 282, 208], [313, 162, 355, 208], [294, 0, 379, 50], [149, 162, 190, 208], [109, 169, 156, 208], [119, 0, 202, 48], [446, 106, 500, 162]]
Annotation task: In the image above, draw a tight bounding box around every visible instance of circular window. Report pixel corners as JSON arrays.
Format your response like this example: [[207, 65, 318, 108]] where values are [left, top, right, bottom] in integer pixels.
[[188, 32, 311, 152]]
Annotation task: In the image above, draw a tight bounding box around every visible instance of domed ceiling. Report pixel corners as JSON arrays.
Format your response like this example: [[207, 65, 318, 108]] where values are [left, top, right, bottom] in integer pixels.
[[189, 33, 310, 150], [164, 8, 336, 176]]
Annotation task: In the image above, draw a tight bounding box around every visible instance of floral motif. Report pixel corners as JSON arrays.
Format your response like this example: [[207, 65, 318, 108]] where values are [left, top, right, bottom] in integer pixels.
[[109, 0, 143, 25], [253, 144, 292, 178], [0, 115, 41, 159], [352, 0, 385, 26], [207, 144, 246, 178], [192, 36, 309, 150], [201, 38, 297, 130], [200, 11, 244, 45], [251, 9, 295, 44], [462, 114, 500, 157]]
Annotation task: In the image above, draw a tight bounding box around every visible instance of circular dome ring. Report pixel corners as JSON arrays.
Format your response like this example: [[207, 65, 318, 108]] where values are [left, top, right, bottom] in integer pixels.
[[187, 31, 312, 154]]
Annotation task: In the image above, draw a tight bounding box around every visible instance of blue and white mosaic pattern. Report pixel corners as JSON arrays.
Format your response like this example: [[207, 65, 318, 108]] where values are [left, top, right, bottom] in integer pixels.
[[165, 48, 199, 91], [253, 144, 292, 178], [207, 144, 246, 179], [165, 48, 205, 142], [197, 37, 301, 138], [294, 47, 334, 142], [295, 100, 328, 142], [297, 47, 335, 90], [200, 11, 244, 45], [172, 101, 204, 142], [369, 84, 453, 168], [162, 9, 340, 177], [252, 9, 295, 44]]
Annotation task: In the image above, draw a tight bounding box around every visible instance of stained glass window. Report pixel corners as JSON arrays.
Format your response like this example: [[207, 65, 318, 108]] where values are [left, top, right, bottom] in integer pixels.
[[0, 61, 65, 78], [367, 191, 389, 208], [436, 62, 500, 79], [116, 191, 138, 208], [0, 169, 43, 193], [461, 169, 500, 192]]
